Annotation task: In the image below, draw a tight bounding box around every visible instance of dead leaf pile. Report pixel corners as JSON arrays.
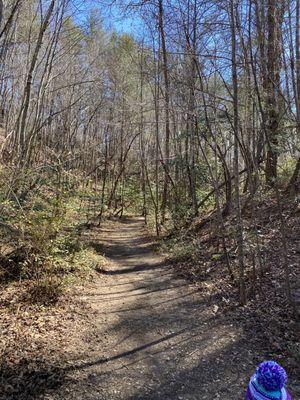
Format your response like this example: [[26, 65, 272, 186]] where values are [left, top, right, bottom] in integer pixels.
[[0, 282, 90, 399]]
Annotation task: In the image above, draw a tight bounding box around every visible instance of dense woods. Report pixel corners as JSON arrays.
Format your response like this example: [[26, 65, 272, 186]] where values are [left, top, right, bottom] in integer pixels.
[[0, 0, 299, 398], [1, 0, 299, 301]]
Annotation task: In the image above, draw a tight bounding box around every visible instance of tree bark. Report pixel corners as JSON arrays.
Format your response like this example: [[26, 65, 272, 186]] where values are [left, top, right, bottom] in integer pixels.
[[265, 0, 284, 185], [158, 0, 171, 225], [230, 0, 246, 305]]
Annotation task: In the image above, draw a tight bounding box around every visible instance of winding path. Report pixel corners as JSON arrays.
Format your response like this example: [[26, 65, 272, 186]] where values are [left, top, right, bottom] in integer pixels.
[[48, 217, 255, 400]]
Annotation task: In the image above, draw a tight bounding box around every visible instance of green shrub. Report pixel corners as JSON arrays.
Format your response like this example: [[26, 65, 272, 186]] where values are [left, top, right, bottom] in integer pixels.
[[0, 167, 107, 303], [162, 235, 200, 263]]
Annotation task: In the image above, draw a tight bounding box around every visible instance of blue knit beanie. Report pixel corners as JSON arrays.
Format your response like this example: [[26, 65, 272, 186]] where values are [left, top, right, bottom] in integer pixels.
[[246, 361, 292, 400]]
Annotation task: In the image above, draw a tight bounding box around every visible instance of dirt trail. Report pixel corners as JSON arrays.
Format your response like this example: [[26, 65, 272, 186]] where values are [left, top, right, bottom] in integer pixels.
[[47, 217, 260, 400]]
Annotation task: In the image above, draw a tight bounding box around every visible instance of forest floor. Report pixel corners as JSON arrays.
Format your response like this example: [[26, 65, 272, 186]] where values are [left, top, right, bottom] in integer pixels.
[[1, 217, 299, 399]]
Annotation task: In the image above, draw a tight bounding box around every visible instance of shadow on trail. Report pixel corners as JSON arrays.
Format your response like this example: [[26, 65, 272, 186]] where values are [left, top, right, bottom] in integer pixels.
[[83, 283, 190, 299], [90, 240, 157, 259], [124, 338, 247, 400], [98, 261, 166, 275], [2, 217, 299, 400], [96, 288, 201, 315], [0, 360, 67, 400], [64, 326, 195, 371]]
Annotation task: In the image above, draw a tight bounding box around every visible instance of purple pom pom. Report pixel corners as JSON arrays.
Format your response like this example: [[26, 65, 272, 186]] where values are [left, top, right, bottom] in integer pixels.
[[256, 361, 288, 391]]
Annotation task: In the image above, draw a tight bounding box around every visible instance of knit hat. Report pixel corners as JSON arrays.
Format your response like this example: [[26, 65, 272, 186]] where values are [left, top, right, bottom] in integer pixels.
[[246, 361, 292, 400]]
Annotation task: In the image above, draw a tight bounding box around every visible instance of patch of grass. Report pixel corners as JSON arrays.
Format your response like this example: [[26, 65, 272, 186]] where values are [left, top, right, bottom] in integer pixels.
[[64, 248, 111, 280], [161, 235, 200, 264]]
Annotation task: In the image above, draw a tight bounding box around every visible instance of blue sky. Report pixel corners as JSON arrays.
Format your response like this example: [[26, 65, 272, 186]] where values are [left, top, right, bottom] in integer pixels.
[[73, 1, 142, 36]]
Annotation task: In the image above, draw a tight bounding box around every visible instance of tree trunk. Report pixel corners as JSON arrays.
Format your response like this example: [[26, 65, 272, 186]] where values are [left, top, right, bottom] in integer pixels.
[[265, 0, 284, 185], [158, 0, 171, 225], [230, 0, 246, 306]]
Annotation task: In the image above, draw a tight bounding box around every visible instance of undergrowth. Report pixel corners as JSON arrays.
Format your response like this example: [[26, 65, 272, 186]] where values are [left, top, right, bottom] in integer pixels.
[[0, 167, 108, 305]]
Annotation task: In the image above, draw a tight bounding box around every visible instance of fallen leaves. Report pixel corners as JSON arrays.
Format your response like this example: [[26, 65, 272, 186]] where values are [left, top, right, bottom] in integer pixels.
[[0, 281, 89, 399]]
